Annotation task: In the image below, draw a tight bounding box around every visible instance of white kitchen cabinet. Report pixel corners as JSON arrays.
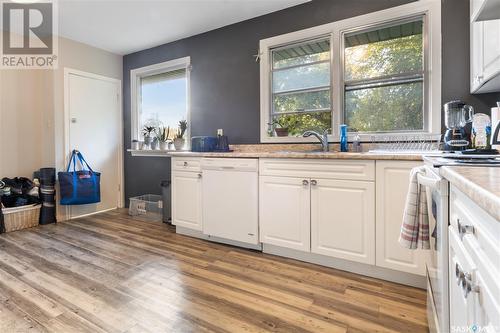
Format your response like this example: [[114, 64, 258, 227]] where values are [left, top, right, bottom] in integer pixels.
[[172, 170, 203, 231], [310, 178, 375, 264], [449, 185, 500, 333], [259, 176, 310, 251], [449, 227, 476, 332], [470, 0, 500, 93], [375, 161, 429, 276]]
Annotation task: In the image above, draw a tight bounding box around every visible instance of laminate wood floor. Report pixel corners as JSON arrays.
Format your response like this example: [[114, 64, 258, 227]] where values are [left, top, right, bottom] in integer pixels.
[[0, 210, 428, 333]]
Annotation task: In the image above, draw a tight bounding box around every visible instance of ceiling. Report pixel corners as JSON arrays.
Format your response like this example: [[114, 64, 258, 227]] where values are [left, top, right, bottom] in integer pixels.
[[58, 0, 310, 55]]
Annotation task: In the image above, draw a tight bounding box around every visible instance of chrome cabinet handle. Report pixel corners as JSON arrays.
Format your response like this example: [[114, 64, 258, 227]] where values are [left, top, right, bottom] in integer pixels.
[[302, 180, 309, 186], [183, 161, 188, 167], [462, 272, 479, 299], [198, 173, 202, 179], [310, 180, 317, 186], [457, 219, 475, 239], [455, 262, 465, 286]]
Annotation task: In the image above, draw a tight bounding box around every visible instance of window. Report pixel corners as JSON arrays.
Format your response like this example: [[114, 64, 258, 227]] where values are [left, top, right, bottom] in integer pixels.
[[343, 18, 424, 133], [259, 0, 440, 142], [270, 38, 332, 136], [131, 57, 190, 143]]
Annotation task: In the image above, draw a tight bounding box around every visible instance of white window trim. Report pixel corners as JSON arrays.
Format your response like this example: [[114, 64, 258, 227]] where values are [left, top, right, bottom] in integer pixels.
[[259, 0, 441, 143], [130, 56, 191, 144]]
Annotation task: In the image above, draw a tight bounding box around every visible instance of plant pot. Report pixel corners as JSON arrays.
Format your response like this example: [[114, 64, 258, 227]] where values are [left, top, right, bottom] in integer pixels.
[[159, 141, 169, 150], [151, 139, 159, 150], [174, 138, 185, 150], [275, 128, 289, 137], [143, 135, 152, 149]]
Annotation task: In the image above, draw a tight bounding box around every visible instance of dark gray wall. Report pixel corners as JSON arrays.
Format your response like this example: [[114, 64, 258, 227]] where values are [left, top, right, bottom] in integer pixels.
[[123, 0, 500, 201], [441, 0, 499, 118]]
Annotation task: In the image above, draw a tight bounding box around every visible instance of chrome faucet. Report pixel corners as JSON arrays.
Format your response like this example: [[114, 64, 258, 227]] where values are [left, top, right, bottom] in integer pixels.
[[303, 129, 329, 152]]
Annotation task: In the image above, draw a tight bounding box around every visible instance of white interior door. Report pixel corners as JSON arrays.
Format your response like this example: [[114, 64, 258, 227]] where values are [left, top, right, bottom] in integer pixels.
[[66, 70, 121, 219]]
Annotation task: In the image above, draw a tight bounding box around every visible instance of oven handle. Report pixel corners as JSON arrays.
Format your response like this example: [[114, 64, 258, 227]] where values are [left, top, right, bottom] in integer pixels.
[[417, 173, 440, 190]]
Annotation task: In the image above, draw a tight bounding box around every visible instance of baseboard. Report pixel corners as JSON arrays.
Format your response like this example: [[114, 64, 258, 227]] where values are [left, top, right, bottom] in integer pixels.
[[176, 226, 263, 251], [263, 244, 426, 289]]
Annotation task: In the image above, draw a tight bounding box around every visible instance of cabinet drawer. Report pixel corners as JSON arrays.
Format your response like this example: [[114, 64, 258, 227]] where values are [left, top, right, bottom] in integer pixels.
[[172, 157, 202, 172], [449, 186, 500, 277], [259, 159, 374, 181]]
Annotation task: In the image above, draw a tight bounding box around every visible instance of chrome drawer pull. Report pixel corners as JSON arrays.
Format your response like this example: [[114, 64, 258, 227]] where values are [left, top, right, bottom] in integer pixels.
[[462, 273, 480, 299], [455, 262, 465, 286], [457, 219, 475, 239]]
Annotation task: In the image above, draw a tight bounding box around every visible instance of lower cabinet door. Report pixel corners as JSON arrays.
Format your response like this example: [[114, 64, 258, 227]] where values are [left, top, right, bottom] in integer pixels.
[[172, 171, 202, 231], [310, 178, 375, 264], [449, 227, 476, 332], [259, 176, 310, 251], [375, 161, 428, 275]]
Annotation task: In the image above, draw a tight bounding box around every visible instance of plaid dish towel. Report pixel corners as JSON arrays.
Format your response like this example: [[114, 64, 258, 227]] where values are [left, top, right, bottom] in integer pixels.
[[398, 166, 430, 249]]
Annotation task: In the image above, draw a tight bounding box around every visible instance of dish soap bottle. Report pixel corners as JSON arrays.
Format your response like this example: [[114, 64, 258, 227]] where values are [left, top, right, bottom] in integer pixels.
[[340, 124, 348, 152], [352, 133, 362, 152]]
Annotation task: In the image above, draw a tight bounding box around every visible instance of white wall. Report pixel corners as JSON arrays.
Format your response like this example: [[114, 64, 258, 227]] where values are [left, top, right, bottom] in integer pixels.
[[0, 36, 122, 220], [0, 70, 54, 178]]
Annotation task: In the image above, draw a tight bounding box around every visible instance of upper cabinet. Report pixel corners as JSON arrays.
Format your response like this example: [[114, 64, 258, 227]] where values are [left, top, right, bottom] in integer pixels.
[[470, 0, 500, 93], [471, 0, 500, 22]]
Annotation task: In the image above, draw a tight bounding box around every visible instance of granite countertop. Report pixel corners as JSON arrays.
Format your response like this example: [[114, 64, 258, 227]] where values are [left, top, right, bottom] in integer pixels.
[[441, 166, 500, 221], [130, 143, 424, 161], [166, 150, 423, 160]]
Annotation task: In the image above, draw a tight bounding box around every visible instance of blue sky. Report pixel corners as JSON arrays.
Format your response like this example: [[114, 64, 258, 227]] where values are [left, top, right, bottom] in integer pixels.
[[140, 77, 187, 136]]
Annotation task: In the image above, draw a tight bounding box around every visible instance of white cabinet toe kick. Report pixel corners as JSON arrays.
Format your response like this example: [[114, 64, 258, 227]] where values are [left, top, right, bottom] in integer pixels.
[[171, 157, 427, 288]]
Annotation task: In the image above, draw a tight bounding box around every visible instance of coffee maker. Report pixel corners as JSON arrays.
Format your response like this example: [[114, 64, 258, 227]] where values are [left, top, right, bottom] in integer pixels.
[[443, 100, 474, 151]]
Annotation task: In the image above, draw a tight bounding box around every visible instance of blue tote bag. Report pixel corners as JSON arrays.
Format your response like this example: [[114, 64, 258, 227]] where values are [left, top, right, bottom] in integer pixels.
[[58, 150, 101, 205]]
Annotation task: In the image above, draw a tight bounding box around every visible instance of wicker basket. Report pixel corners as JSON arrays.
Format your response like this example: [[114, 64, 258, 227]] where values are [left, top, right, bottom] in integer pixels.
[[2, 204, 41, 232]]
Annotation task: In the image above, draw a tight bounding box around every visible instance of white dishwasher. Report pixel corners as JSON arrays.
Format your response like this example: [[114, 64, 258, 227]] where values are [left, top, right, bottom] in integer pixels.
[[201, 158, 259, 245]]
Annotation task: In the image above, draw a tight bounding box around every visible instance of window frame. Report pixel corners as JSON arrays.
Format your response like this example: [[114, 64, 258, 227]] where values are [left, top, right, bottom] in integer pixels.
[[270, 36, 333, 129], [130, 56, 191, 144], [259, 0, 441, 143]]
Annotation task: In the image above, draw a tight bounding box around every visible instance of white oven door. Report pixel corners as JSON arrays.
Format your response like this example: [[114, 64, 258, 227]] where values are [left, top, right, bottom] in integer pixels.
[[417, 166, 449, 333]]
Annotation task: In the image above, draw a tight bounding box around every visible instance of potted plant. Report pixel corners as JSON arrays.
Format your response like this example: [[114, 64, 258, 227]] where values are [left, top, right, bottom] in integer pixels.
[[142, 126, 155, 149], [173, 120, 188, 150], [269, 118, 289, 137], [157, 126, 171, 150]]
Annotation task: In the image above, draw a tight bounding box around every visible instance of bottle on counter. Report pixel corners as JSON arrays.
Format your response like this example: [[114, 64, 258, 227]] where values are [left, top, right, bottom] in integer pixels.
[[340, 124, 348, 152], [352, 134, 362, 152]]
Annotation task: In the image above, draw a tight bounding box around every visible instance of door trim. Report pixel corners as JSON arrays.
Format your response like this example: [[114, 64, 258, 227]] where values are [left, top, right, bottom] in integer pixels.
[[63, 68, 124, 220]]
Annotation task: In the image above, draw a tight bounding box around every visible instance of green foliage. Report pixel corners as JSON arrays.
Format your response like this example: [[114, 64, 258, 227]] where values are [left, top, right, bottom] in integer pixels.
[[175, 120, 188, 139], [271, 113, 331, 137], [156, 126, 171, 142], [344, 34, 424, 132]]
